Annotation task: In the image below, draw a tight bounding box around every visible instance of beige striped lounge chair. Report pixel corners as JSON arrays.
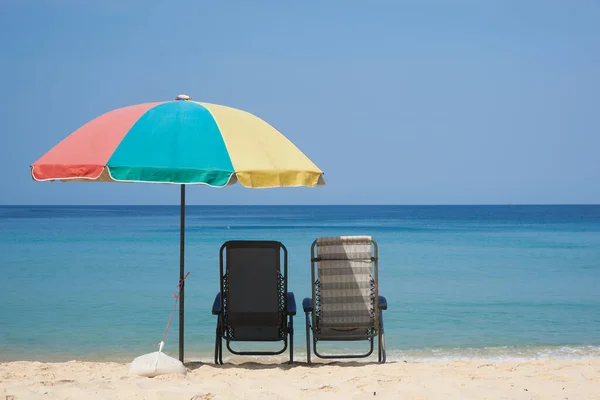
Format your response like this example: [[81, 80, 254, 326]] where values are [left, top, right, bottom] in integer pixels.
[[302, 236, 387, 363]]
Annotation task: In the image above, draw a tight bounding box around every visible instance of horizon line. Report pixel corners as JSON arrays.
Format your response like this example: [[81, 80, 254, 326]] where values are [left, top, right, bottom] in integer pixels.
[[2, 204, 600, 207]]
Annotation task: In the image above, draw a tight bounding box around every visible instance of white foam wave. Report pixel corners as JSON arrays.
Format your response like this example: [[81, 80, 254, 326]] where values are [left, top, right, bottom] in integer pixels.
[[183, 345, 600, 364], [386, 345, 600, 363]]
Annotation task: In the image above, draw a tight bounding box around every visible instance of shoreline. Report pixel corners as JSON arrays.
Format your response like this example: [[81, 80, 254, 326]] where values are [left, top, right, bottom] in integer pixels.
[[2, 344, 600, 364], [1, 359, 599, 399]]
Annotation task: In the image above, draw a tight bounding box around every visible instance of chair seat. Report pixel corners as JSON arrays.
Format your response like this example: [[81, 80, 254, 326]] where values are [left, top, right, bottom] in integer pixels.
[[315, 327, 375, 341], [227, 326, 282, 341]]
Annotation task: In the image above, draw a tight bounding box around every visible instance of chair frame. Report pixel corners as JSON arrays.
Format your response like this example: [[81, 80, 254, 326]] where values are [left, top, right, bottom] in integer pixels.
[[212, 240, 295, 365], [303, 236, 387, 363]]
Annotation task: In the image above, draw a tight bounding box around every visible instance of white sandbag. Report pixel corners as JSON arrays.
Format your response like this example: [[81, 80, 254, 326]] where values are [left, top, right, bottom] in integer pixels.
[[129, 341, 186, 377]]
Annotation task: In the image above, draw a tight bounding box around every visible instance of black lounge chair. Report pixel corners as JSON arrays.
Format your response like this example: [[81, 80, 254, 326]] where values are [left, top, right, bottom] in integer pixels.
[[212, 240, 296, 364], [303, 236, 387, 363]]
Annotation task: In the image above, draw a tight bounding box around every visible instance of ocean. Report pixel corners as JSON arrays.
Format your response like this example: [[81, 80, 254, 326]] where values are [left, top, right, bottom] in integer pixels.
[[1, 205, 599, 363]]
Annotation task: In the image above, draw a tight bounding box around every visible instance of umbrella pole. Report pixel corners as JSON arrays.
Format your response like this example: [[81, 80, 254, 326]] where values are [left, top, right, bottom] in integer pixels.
[[179, 184, 185, 362]]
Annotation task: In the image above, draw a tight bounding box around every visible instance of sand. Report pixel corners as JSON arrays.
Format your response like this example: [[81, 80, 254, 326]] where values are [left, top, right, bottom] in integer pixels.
[[1, 359, 599, 399]]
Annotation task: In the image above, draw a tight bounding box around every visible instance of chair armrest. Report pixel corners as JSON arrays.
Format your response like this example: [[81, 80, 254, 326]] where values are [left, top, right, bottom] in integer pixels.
[[212, 293, 222, 315], [287, 292, 297, 316], [302, 297, 313, 312], [378, 295, 388, 311]]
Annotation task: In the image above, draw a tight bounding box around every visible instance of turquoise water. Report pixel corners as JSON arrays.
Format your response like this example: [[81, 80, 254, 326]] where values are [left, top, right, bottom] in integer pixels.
[[1, 205, 599, 362]]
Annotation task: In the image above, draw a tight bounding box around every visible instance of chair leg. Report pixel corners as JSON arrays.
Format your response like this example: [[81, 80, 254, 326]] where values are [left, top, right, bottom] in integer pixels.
[[305, 311, 312, 364], [380, 333, 386, 363], [214, 316, 220, 365], [218, 315, 225, 365], [379, 310, 386, 363], [288, 315, 294, 364], [218, 335, 224, 365]]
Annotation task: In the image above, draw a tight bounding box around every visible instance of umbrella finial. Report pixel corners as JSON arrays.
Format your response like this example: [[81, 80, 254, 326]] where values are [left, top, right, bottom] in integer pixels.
[[175, 94, 191, 101]]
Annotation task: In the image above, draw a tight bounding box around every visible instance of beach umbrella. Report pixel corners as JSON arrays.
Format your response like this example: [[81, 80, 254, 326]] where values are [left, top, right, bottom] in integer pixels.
[[30, 94, 325, 362]]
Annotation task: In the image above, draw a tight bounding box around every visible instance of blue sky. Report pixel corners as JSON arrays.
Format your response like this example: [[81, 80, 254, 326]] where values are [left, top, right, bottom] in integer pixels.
[[1, 0, 598, 205]]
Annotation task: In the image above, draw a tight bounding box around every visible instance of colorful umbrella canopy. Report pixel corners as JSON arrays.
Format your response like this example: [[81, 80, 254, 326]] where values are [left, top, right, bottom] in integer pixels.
[[30, 95, 325, 362], [31, 95, 325, 187]]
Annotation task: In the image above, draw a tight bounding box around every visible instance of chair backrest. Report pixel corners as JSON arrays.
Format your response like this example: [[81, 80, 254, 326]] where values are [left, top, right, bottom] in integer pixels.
[[311, 236, 378, 333], [220, 240, 287, 340]]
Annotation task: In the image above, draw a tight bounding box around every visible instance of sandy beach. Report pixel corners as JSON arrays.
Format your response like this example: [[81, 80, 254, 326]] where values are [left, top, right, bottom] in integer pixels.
[[1, 359, 599, 399]]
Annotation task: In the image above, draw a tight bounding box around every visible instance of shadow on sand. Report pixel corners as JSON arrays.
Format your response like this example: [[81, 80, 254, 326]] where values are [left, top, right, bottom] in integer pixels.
[[185, 360, 394, 371]]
